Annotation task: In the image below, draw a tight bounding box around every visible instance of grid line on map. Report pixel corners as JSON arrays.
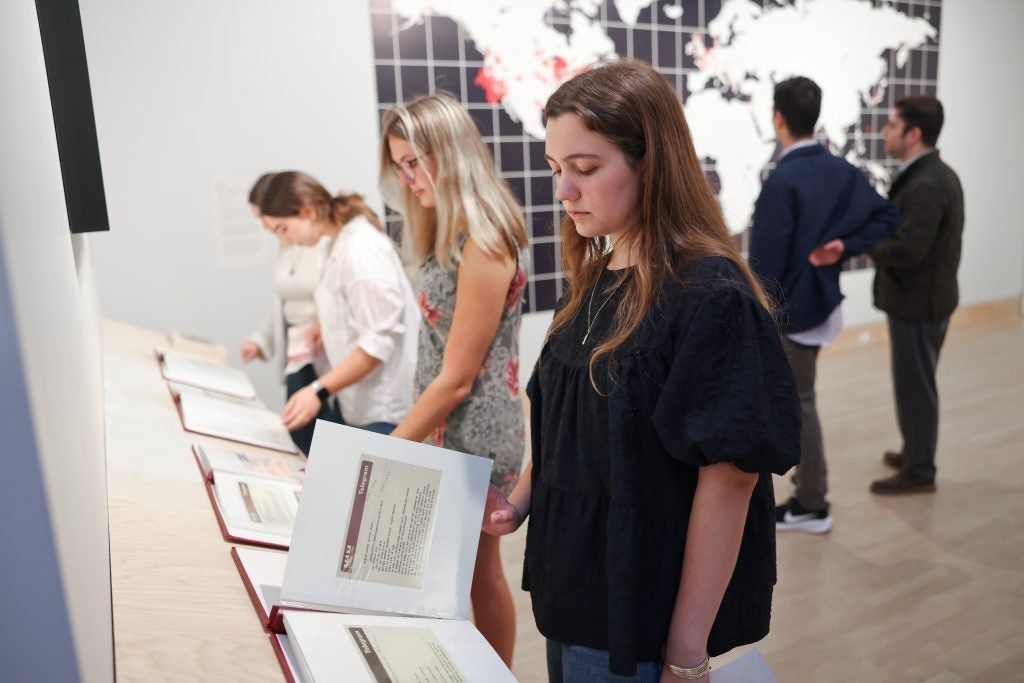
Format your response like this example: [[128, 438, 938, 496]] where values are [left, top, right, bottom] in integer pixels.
[[370, 0, 942, 311]]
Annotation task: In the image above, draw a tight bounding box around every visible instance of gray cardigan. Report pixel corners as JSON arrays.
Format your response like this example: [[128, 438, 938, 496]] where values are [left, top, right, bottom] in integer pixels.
[[247, 237, 331, 381]]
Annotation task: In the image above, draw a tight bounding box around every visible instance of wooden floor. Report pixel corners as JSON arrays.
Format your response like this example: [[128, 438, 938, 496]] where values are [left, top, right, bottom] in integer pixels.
[[499, 299, 1024, 683]]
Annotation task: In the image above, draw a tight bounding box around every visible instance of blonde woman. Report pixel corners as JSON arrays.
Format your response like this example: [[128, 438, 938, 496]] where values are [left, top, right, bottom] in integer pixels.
[[380, 93, 529, 667], [257, 171, 419, 437]]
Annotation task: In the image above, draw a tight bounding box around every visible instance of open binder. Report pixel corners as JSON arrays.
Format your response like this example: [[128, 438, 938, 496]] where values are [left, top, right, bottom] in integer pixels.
[[169, 382, 296, 453], [156, 348, 257, 399], [193, 445, 300, 550], [264, 422, 513, 682], [283, 611, 515, 682], [166, 329, 228, 363], [236, 423, 777, 682], [193, 443, 305, 484], [281, 423, 491, 618], [203, 470, 298, 550]]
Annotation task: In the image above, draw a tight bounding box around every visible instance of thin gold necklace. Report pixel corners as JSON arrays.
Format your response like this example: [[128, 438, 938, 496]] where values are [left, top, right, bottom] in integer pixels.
[[582, 274, 623, 345]]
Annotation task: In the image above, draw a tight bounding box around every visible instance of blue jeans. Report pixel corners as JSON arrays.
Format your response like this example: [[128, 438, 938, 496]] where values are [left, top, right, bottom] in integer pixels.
[[285, 364, 343, 454], [354, 421, 396, 435], [547, 640, 661, 682]]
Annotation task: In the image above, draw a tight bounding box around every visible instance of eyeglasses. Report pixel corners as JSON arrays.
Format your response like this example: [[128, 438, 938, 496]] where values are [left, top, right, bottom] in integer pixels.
[[390, 154, 429, 180]]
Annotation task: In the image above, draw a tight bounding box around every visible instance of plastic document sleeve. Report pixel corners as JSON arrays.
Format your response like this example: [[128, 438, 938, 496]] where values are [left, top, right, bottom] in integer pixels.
[[156, 347, 257, 399], [204, 471, 297, 550], [282, 611, 515, 683], [192, 443, 305, 484], [281, 423, 492, 621], [169, 382, 297, 454]]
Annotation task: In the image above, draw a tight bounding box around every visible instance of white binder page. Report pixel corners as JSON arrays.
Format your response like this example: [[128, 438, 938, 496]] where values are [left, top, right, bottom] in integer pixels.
[[283, 611, 515, 683], [214, 471, 299, 545], [176, 385, 296, 453], [281, 423, 492, 620], [159, 349, 257, 399], [194, 444, 305, 483]]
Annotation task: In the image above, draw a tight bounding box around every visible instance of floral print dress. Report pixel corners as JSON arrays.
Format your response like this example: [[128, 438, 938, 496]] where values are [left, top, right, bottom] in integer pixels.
[[415, 244, 529, 496]]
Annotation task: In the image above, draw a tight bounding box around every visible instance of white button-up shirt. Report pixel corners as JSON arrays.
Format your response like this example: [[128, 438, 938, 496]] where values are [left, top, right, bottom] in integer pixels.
[[314, 216, 419, 426]]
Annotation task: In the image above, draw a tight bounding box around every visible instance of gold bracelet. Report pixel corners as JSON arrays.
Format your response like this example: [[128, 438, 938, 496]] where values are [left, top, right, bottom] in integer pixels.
[[664, 653, 711, 679]]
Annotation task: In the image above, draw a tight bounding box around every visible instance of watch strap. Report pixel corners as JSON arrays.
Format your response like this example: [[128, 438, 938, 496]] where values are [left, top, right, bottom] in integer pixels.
[[309, 380, 330, 402]]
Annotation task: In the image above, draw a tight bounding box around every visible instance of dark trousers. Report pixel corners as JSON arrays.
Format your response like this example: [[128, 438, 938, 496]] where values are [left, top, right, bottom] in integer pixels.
[[888, 315, 949, 482], [782, 338, 828, 511], [356, 422, 396, 435], [284, 363, 344, 455]]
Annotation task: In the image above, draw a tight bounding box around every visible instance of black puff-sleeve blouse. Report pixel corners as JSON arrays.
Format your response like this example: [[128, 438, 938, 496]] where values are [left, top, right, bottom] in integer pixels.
[[523, 256, 800, 676]]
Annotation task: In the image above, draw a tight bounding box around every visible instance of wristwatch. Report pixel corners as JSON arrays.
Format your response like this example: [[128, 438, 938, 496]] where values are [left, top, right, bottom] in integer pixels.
[[309, 380, 330, 402]]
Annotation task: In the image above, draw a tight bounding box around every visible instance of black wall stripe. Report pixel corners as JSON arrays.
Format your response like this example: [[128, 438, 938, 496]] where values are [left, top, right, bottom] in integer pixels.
[[35, 0, 110, 233]]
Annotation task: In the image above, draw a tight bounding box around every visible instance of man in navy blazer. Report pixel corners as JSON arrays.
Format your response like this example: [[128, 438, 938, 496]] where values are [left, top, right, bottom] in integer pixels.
[[750, 76, 899, 533]]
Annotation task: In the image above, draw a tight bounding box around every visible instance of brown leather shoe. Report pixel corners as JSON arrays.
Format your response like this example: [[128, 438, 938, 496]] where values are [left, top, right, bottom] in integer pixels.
[[870, 473, 936, 495], [883, 451, 904, 469]]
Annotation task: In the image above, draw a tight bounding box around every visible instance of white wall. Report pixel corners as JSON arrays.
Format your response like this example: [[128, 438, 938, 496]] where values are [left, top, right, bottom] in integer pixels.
[[81, 0, 382, 408], [934, 0, 1024, 310], [841, 0, 1024, 327], [81, 0, 1023, 392], [0, 2, 112, 681]]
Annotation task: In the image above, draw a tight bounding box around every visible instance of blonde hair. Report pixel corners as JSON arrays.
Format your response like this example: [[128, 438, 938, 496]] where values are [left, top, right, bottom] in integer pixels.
[[258, 171, 383, 232], [378, 93, 527, 269]]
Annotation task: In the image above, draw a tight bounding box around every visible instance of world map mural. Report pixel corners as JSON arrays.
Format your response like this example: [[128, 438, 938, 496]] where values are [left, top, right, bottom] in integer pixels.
[[370, 0, 942, 312]]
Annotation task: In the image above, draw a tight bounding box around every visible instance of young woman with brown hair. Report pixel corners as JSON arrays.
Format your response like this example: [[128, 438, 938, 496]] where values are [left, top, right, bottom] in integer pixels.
[[379, 92, 530, 667], [257, 171, 419, 437], [485, 60, 800, 682], [241, 171, 335, 454]]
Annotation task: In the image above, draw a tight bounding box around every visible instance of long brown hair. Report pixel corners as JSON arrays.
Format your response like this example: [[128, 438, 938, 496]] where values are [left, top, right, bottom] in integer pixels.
[[543, 60, 770, 375], [248, 172, 276, 206], [378, 93, 527, 268], [257, 171, 383, 231]]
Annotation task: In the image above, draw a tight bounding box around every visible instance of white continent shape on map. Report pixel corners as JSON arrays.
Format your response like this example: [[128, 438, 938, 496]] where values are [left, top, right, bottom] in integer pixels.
[[391, 0, 936, 233], [686, 0, 936, 231], [391, 0, 656, 138]]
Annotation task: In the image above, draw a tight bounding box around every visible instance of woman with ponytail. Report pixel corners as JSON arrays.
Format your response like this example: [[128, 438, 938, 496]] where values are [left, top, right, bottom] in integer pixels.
[[258, 171, 418, 436], [242, 171, 335, 455], [485, 61, 801, 682]]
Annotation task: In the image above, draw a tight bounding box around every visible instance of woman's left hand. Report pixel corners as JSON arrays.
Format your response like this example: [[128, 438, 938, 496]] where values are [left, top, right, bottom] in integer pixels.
[[282, 387, 321, 431], [305, 321, 323, 356], [482, 484, 522, 536]]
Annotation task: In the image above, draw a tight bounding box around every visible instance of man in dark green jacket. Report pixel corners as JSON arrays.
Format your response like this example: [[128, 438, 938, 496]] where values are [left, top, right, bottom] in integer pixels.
[[870, 95, 964, 494]]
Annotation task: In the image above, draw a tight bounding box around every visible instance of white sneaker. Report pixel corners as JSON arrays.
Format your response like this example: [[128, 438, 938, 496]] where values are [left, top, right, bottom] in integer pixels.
[[775, 498, 832, 534]]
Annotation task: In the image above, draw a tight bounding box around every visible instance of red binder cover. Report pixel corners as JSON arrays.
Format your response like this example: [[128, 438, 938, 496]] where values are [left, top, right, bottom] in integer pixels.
[[230, 547, 322, 633], [269, 633, 299, 683], [192, 444, 215, 483], [230, 547, 287, 632]]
